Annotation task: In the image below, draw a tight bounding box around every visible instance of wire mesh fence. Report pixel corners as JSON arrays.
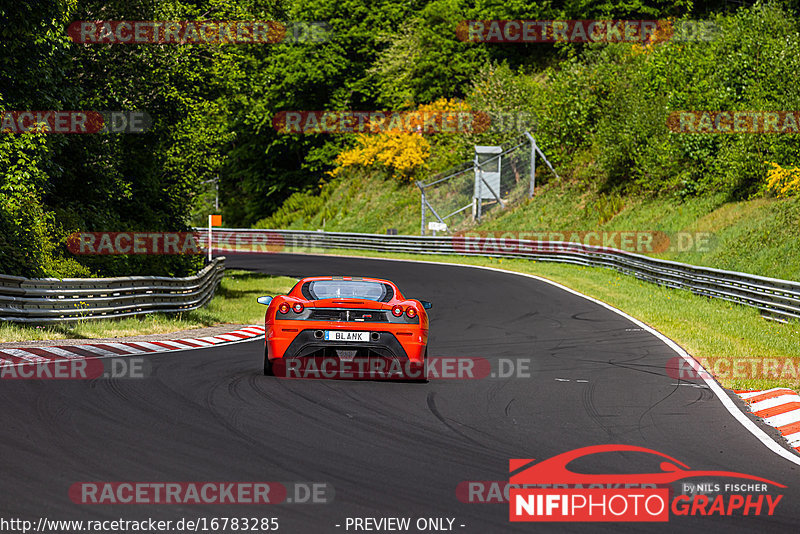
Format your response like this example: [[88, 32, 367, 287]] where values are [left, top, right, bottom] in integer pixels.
[[416, 133, 557, 235]]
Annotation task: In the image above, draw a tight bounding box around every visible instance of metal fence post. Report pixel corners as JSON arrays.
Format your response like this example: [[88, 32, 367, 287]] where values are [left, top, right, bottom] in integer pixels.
[[529, 131, 560, 182], [525, 131, 536, 198], [475, 155, 483, 221], [417, 181, 426, 235], [418, 137, 541, 229], [421, 189, 426, 236]]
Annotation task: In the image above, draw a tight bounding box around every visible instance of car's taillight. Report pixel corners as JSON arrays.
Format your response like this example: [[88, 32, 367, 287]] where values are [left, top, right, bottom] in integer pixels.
[[406, 306, 417, 319], [292, 302, 304, 313], [278, 303, 291, 314], [391, 305, 404, 317]]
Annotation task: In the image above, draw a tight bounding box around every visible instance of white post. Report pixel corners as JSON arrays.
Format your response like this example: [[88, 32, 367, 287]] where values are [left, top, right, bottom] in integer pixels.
[[420, 187, 426, 236], [207, 214, 212, 262], [476, 160, 483, 221], [525, 131, 536, 198]]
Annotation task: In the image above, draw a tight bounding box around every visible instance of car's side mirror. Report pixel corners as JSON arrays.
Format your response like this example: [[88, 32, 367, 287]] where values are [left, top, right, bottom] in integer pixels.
[[420, 300, 432, 309], [257, 296, 273, 306]]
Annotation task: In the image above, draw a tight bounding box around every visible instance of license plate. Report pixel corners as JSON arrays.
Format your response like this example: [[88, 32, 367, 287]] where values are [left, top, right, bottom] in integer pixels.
[[324, 330, 369, 342]]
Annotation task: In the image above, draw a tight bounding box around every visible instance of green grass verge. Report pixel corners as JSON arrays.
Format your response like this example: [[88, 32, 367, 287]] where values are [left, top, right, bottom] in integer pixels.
[[0, 271, 296, 343], [279, 246, 800, 391]]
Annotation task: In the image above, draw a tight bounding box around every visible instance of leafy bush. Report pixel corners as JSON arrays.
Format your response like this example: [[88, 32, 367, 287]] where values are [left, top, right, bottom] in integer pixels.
[[453, 4, 800, 200], [327, 99, 483, 180], [765, 162, 800, 198]]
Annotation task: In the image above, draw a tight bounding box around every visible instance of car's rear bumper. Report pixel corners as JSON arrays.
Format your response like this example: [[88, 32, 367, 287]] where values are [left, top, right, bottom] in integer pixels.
[[287, 329, 411, 357], [267, 325, 426, 361], [266, 324, 427, 379]]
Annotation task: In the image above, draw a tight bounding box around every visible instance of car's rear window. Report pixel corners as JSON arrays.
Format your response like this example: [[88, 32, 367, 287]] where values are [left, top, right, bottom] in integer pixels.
[[304, 280, 392, 302]]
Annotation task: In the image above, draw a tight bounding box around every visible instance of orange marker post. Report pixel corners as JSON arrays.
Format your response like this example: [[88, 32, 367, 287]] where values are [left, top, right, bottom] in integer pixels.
[[208, 214, 222, 261]]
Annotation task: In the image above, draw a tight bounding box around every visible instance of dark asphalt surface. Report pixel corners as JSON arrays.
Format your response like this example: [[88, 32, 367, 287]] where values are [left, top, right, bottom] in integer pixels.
[[1, 253, 798, 533]]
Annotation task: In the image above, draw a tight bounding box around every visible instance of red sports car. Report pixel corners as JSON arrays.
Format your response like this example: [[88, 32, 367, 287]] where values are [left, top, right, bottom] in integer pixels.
[[257, 276, 431, 380]]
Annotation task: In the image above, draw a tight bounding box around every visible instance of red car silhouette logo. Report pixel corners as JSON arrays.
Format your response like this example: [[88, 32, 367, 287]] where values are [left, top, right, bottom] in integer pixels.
[[510, 444, 785, 487]]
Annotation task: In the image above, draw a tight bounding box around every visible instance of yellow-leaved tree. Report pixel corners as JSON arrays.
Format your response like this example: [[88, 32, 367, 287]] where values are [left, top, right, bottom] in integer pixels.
[[765, 162, 800, 198], [328, 99, 471, 181]]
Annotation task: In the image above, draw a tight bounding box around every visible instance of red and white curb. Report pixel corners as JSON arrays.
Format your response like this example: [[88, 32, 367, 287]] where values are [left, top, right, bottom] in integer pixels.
[[0, 326, 265, 366], [737, 388, 800, 453]]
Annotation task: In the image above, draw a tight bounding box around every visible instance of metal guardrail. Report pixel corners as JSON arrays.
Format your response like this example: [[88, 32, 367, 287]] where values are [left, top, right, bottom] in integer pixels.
[[221, 228, 800, 323], [0, 257, 225, 324]]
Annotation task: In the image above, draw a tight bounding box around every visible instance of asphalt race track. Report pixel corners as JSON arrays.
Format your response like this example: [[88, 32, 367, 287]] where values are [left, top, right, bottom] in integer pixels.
[[1, 253, 798, 533]]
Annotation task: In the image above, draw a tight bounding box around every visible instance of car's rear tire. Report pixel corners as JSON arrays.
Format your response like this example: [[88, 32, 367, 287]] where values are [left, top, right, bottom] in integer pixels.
[[412, 348, 428, 383], [263, 349, 273, 376]]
